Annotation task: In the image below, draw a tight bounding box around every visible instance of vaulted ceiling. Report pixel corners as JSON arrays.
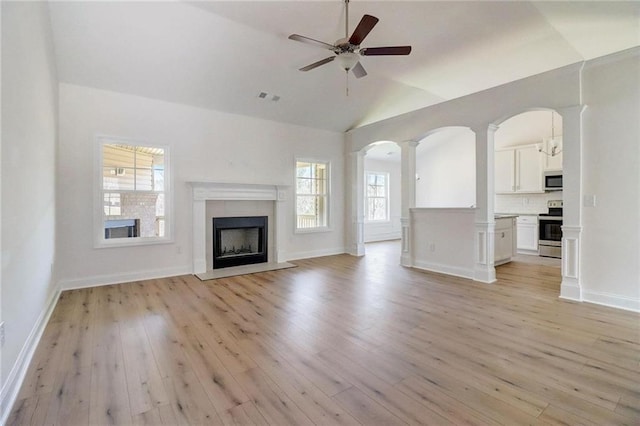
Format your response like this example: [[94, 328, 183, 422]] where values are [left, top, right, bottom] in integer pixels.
[[48, 1, 640, 132]]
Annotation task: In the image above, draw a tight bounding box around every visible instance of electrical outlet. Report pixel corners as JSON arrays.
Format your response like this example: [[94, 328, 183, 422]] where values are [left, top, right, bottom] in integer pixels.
[[176, 245, 182, 254], [429, 243, 436, 252], [0, 321, 5, 348], [583, 194, 597, 207]]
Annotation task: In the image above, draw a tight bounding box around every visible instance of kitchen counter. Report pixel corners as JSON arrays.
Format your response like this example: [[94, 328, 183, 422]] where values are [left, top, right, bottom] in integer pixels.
[[495, 214, 519, 219], [495, 212, 545, 216]]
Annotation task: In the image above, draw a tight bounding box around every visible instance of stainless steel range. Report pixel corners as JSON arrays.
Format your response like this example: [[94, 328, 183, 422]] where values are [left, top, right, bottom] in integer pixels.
[[539, 200, 563, 258]]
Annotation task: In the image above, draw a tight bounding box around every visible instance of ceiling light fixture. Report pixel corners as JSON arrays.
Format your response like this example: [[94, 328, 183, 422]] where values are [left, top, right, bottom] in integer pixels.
[[537, 111, 562, 157], [335, 52, 359, 72], [288, 0, 411, 96]]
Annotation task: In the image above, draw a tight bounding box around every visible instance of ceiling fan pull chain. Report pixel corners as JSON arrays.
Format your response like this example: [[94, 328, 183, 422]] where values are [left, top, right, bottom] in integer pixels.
[[346, 71, 349, 96]]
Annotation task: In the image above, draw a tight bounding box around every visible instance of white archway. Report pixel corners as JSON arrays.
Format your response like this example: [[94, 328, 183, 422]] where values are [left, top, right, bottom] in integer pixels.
[[346, 140, 401, 257], [492, 106, 584, 300]]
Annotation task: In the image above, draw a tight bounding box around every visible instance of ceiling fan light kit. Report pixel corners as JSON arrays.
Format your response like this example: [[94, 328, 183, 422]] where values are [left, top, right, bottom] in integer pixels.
[[336, 52, 359, 71], [288, 0, 412, 83]]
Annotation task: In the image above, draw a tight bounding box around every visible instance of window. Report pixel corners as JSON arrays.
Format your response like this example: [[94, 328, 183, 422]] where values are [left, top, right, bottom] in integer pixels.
[[365, 172, 389, 221], [296, 161, 329, 230], [96, 137, 171, 246]]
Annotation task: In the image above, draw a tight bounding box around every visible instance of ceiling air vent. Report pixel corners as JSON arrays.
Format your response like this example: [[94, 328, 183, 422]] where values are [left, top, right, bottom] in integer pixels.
[[257, 91, 280, 102]]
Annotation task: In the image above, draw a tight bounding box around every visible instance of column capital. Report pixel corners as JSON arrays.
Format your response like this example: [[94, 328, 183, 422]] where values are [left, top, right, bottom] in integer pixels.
[[400, 140, 420, 148], [556, 104, 587, 116], [349, 149, 367, 158], [470, 123, 500, 135]]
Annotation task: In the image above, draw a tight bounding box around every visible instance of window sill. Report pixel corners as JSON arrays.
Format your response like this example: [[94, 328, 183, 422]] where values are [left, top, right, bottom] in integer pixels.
[[294, 226, 332, 235], [95, 236, 174, 249]]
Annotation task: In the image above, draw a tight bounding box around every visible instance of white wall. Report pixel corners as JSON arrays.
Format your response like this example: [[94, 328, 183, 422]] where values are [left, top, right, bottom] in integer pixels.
[[580, 53, 640, 310], [57, 83, 345, 288], [363, 157, 401, 242], [415, 127, 476, 208], [411, 208, 476, 279], [1, 1, 59, 418]]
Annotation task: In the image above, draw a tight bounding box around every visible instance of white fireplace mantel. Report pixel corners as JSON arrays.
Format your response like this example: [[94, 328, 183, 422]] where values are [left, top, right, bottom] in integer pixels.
[[188, 181, 288, 274]]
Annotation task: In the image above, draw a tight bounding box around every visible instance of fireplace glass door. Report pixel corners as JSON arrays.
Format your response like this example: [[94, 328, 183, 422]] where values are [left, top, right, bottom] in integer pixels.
[[213, 216, 267, 269]]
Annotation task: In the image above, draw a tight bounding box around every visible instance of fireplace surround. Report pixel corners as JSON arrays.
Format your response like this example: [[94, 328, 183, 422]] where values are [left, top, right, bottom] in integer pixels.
[[189, 182, 287, 274]]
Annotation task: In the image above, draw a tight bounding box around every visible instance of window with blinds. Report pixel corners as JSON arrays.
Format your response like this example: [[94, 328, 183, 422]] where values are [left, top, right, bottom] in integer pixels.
[[97, 138, 170, 246], [295, 161, 329, 230]]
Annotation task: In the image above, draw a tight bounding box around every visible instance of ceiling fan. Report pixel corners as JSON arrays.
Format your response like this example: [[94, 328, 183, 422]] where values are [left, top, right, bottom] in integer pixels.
[[288, 0, 412, 79]]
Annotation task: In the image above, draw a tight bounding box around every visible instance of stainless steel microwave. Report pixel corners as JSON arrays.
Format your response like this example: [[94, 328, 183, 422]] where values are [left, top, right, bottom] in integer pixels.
[[544, 172, 562, 191]]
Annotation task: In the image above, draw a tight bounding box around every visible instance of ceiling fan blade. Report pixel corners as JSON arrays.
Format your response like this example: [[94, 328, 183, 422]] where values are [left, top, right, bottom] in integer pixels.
[[352, 61, 367, 79], [299, 56, 336, 72], [360, 46, 412, 56], [288, 34, 336, 50], [348, 14, 379, 46]]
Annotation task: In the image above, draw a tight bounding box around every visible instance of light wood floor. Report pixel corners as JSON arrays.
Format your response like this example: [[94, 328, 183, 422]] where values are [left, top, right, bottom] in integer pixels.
[[8, 241, 640, 425]]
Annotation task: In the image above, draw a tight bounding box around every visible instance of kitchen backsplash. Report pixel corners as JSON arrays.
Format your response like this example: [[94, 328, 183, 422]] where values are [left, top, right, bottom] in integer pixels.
[[495, 192, 563, 214]]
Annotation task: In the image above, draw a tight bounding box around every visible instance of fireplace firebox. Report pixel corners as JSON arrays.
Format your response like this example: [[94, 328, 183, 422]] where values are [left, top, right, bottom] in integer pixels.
[[212, 216, 267, 269]]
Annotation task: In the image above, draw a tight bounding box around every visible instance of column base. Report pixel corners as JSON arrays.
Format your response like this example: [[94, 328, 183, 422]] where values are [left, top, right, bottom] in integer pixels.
[[474, 266, 496, 283], [350, 243, 365, 257], [560, 278, 582, 301]]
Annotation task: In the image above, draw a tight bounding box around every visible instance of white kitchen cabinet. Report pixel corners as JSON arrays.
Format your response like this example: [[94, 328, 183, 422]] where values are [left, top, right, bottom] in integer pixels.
[[543, 137, 563, 171], [516, 215, 538, 254], [495, 217, 516, 265], [495, 144, 544, 194], [495, 149, 515, 193]]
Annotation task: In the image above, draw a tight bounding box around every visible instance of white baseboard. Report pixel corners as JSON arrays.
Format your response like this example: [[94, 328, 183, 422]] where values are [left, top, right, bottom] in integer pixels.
[[583, 290, 640, 313], [517, 249, 539, 256], [0, 284, 61, 426], [364, 233, 401, 243], [412, 259, 475, 280], [59, 265, 193, 290], [285, 247, 346, 262]]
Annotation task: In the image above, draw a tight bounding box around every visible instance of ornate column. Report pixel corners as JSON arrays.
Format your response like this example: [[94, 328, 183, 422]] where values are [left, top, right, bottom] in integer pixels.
[[348, 150, 366, 256], [557, 104, 586, 301], [400, 140, 419, 266], [473, 124, 499, 283]]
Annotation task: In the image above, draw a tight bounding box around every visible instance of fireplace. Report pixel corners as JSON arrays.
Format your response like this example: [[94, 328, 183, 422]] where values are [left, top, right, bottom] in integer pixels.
[[104, 219, 140, 239], [212, 216, 268, 269]]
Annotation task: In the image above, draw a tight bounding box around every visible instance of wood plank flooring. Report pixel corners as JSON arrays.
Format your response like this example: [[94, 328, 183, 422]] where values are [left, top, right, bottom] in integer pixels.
[[8, 241, 640, 425]]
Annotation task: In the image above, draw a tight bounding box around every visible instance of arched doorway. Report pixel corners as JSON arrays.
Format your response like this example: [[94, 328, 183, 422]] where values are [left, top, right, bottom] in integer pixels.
[[493, 109, 565, 294], [363, 142, 402, 244]]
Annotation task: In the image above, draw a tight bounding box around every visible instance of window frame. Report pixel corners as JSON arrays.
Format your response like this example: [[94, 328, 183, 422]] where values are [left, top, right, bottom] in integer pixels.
[[94, 135, 173, 248], [294, 158, 331, 233], [365, 171, 390, 223]]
